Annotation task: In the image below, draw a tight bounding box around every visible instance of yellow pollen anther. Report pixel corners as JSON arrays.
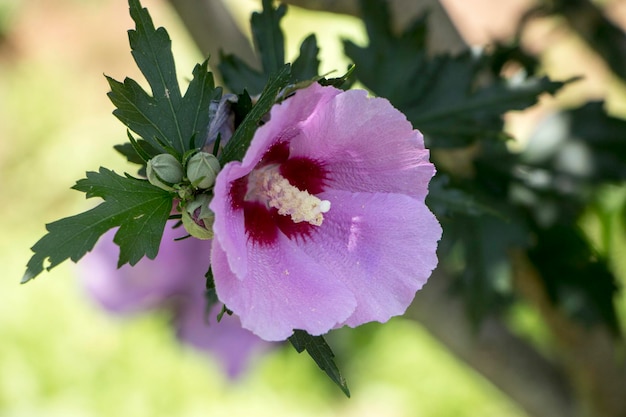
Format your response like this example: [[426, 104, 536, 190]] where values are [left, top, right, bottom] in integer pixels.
[[246, 167, 330, 226]]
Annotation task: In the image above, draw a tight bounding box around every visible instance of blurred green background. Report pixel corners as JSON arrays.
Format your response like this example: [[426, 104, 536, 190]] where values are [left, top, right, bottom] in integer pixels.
[[3, 0, 623, 416]]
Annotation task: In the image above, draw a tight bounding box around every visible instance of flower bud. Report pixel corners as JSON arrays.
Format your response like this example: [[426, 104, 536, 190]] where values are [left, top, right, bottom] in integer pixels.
[[186, 152, 220, 189], [182, 193, 214, 240], [146, 154, 184, 191]]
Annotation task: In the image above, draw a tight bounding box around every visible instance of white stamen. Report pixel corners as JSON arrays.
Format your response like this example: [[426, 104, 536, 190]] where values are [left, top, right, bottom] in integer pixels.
[[246, 166, 330, 226]]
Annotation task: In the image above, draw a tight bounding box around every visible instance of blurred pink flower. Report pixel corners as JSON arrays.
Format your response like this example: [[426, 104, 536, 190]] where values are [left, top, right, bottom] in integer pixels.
[[211, 83, 442, 341], [79, 224, 268, 379]]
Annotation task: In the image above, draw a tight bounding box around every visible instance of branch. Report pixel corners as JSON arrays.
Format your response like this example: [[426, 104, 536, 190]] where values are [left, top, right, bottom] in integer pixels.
[[165, 0, 257, 68], [407, 267, 576, 417], [511, 249, 626, 417], [279, 0, 467, 53]]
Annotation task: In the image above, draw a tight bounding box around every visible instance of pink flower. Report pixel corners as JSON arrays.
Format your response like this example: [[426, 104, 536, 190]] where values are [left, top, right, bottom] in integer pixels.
[[210, 83, 442, 341], [80, 225, 268, 379]]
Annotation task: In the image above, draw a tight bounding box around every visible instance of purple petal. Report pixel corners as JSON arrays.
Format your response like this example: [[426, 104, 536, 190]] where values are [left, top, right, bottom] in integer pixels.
[[288, 86, 435, 200], [174, 276, 270, 379], [305, 189, 442, 326], [211, 83, 441, 341], [211, 237, 356, 341], [80, 224, 210, 313], [79, 224, 269, 378]]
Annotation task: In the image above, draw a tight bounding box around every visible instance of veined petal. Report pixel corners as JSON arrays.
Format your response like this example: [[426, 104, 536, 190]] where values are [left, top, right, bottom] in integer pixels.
[[303, 189, 442, 326], [211, 83, 441, 341], [211, 161, 251, 278], [211, 237, 356, 341], [289, 87, 434, 200]]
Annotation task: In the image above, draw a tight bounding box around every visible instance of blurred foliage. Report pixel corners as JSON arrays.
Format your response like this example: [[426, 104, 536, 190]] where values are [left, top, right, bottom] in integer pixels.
[[345, 0, 624, 336], [2, 0, 531, 415], [5, 0, 626, 415]]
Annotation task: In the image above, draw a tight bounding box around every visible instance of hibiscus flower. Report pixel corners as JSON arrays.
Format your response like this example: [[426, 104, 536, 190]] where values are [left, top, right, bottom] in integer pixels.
[[80, 224, 268, 378], [210, 83, 442, 341]]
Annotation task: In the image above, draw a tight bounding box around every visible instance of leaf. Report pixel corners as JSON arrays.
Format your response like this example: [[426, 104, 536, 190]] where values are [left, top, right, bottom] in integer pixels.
[[427, 175, 499, 218], [114, 136, 159, 166], [441, 208, 528, 325], [218, 54, 267, 97], [289, 330, 350, 397], [251, 0, 286, 76], [529, 224, 621, 335], [22, 168, 172, 283], [107, 0, 221, 155], [344, 0, 568, 148], [218, 0, 319, 95], [219, 64, 292, 165], [291, 34, 320, 82], [567, 102, 626, 182]]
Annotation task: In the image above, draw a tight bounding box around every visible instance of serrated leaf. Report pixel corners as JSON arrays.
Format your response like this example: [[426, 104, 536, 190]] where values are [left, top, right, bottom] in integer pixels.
[[344, 0, 567, 148], [107, 0, 220, 155], [22, 168, 172, 283], [291, 34, 320, 82], [289, 330, 350, 397], [219, 64, 291, 165], [218, 53, 268, 96], [251, 0, 286, 75], [218, 0, 319, 95], [114, 135, 159, 166], [427, 175, 499, 218]]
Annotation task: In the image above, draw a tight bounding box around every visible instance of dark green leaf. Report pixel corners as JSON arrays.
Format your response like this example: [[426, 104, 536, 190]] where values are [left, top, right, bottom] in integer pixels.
[[344, 0, 567, 148], [252, 0, 286, 75], [22, 168, 172, 283], [529, 224, 621, 335], [568, 102, 626, 182], [444, 212, 528, 325], [107, 0, 220, 155], [319, 65, 356, 90], [218, 0, 319, 95], [219, 65, 291, 165], [114, 134, 159, 166], [427, 175, 499, 218], [291, 34, 320, 82], [289, 330, 350, 397], [218, 53, 267, 97]]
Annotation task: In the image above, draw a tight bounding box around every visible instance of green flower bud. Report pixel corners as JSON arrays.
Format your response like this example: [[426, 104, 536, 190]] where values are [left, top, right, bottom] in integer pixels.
[[147, 154, 184, 191], [186, 152, 220, 189], [182, 193, 214, 240]]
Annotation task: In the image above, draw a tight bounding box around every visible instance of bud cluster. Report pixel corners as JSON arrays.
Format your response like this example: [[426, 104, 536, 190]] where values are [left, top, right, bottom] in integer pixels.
[[145, 151, 222, 239]]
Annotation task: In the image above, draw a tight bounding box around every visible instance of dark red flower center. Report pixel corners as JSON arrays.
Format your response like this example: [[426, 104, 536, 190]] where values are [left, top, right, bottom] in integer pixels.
[[229, 141, 329, 245]]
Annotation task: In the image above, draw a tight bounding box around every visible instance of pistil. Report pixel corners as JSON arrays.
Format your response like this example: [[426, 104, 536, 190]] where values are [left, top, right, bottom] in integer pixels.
[[246, 165, 331, 226]]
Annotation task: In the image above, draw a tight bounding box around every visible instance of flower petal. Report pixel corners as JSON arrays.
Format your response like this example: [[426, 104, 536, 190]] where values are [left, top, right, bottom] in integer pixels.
[[288, 86, 434, 200], [80, 225, 211, 313], [211, 237, 357, 341], [211, 161, 251, 278], [304, 189, 442, 326], [175, 285, 270, 379]]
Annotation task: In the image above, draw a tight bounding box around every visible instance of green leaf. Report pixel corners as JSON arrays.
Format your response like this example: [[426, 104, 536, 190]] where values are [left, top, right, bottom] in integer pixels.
[[291, 34, 320, 82], [344, 0, 568, 148], [107, 0, 221, 155], [427, 175, 500, 218], [319, 65, 356, 90], [529, 224, 621, 335], [22, 168, 172, 283], [114, 135, 159, 166], [218, 53, 267, 97], [251, 0, 286, 76], [218, 0, 319, 95], [449, 213, 527, 325], [289, 330, 350, 397], [219, 64, 291, 165]]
